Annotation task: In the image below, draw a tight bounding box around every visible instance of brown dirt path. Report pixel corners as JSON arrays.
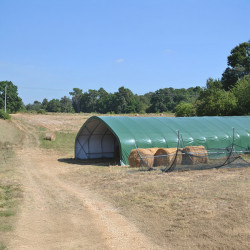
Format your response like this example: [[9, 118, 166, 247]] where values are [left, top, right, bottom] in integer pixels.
[[9, 117, 160, 250]]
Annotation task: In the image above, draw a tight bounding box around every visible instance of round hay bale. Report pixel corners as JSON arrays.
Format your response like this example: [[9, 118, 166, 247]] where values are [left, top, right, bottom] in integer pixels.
[[128, 148, 155, 168], [147, 147, 159, 155], [182, 146, 208, 165], [154, 148, 182, 167], [44, 133, 56, 141], [147, 148, 159, 166]]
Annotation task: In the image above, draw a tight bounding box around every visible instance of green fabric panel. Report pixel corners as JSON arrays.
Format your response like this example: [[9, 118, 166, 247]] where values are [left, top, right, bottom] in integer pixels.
[[82, 116, 250, 165]]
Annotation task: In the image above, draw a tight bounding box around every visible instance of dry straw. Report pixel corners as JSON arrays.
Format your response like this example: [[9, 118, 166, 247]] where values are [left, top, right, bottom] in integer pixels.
[[147, 148, 159, 155], [44, 133, 56, 141], [182, 146, 208, 165], [154, 148, 182, 167], [128, 148, 159, 168]]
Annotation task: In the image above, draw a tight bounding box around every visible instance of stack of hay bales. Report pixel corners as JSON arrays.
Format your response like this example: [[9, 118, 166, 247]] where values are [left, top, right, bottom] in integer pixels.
[[148, 148, 159, 155], [128, 146, 209, 168], [154, 148, 182, 167], [44, 132, 56, 141], [181, 146, 208, 165], [129, 148, 158, 168]]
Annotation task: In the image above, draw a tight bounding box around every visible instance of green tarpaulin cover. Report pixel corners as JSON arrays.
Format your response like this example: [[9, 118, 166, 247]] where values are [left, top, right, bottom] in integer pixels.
[[75, 116, 250, 165]]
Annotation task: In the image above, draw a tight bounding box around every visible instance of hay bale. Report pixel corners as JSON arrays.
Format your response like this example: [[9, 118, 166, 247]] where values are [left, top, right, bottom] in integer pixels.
[[146, 148, 159, 166], [147, 147, 159, 155], [182, 146, 208, 165], [154, 148, 182, 167], [128, 148, 155, 168], [44, 133, 56, 141]]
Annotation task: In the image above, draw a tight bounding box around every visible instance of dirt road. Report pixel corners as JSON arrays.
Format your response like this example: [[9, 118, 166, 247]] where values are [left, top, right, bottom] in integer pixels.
[[9, 118, 160, 249]]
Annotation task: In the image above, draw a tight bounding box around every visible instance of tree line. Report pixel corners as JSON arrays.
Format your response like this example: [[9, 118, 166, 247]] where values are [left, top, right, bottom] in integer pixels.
[[25, 86, 202, 114], [0, 41, 249, 117]]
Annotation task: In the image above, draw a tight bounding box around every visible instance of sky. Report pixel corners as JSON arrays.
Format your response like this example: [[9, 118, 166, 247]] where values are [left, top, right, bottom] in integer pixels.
[[0, 0, 249, 104]]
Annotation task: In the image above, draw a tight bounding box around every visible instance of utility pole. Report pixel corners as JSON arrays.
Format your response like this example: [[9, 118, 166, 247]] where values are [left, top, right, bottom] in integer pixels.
[[4, 85, 7, 113]]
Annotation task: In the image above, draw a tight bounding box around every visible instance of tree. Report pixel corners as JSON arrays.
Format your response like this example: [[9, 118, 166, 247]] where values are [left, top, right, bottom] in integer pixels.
[[85, 89, 98, 112], [146, 87, 200, 113], [147, 88, 173, 113], [96, 88, 112, 113], [221, 41, 250, 90], [175, 103, 196, 117], [46, 99, 61, 112], [69, 88, 83, 113], [196, 79, 237, 116], [79, 90, 97, 113], [206, 78, 223, 89], [232, 75, 250, 115], [134, 94, 149, 114], [60, 96, 74, 113], [26, 100, 42, 111], [196, 90, 237, 116], [139, 92, 152, 112], [228, 41, 250, 70], [41, 98, 48, 110], [113, 87, 138, 113], [0, 81, 23, 113]]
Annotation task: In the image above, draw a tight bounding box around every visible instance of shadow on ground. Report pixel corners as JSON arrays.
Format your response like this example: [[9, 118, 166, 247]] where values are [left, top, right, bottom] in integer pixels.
[[58, 158, 120, 166]]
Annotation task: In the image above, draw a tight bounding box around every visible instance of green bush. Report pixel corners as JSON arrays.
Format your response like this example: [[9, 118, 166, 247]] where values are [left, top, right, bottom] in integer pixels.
[[37, 109, 46, 114], [0, 110, 11, 120], [232, 76, 250, 115], [175, 103, 196, 117], [196, 89, 237, 116]]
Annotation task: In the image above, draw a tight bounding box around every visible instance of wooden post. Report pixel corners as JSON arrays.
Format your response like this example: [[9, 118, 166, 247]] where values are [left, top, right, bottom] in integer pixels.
[[4, 85, 7, 113]]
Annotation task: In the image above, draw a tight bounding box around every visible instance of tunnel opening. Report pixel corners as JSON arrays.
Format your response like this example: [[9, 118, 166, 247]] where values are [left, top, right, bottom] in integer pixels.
[[75, 118, 120, 162]]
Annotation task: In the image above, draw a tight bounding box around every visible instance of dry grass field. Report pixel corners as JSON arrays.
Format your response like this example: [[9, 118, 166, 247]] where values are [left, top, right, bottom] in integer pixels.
[[0, 120, 23, 250], [1, 113, 249, 249], [64, 165, 250, 249], [0, 120, 22, 145]]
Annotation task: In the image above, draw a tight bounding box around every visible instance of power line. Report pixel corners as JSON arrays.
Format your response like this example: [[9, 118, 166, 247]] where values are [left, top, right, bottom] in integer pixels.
[[18, 86, 71, 91]]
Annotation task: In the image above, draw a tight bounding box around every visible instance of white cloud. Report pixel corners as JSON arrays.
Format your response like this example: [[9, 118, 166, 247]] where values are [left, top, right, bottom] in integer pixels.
[[115, 58, 125, 63]]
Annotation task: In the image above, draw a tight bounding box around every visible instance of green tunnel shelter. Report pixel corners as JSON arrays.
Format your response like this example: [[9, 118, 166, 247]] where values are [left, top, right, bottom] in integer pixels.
[[75, 116, 250, 165]]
